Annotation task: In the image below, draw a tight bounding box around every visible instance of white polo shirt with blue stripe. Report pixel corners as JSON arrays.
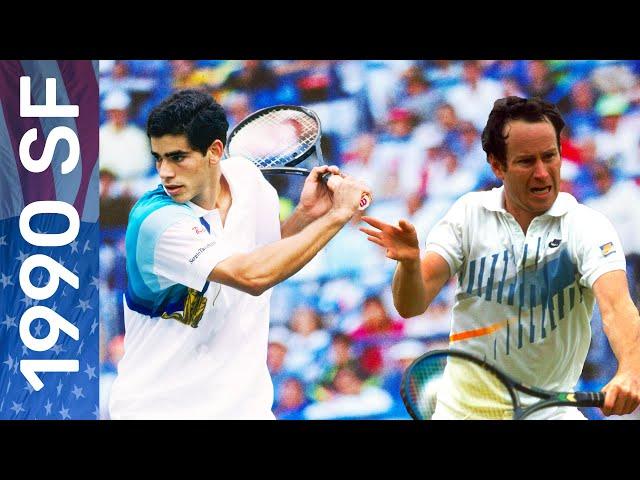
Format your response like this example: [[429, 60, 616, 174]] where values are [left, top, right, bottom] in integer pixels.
[[424, 186, 626, 419], [109, 157, 281, 419]]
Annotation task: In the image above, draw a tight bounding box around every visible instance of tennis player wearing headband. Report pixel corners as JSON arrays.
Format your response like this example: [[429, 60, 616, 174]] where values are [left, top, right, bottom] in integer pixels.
[[109, 89, 370, 419], [361, 97, 640, 419]]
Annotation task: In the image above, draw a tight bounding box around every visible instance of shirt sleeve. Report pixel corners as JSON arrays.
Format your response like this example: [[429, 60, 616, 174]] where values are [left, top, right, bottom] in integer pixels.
[[569, 206, 627, 289], [151, 218, 233, 292], [424, 196, 467, 277]]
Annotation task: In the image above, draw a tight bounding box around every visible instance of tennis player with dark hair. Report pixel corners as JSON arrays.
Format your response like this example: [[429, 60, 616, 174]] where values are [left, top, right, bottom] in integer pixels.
[[361, 96, 640, 419], [108, 89, 370, 419]]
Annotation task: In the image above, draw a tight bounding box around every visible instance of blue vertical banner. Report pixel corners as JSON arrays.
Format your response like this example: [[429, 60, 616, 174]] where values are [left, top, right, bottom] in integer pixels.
[[0, 60, 99, 419]]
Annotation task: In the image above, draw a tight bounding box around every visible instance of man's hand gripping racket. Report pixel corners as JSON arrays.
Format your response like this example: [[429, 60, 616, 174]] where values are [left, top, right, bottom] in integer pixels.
[[224, 105, 371, 210]]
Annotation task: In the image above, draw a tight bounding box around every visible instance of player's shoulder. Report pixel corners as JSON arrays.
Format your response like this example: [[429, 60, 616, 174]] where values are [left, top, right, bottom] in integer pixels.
[[221, 156, 261, 178], [563, 196, 609, 224], [561, 195, 618, 245], [461, 189, 492, 205], [128, 185, 195, 231], [221, 156, 277, 198], [451, 188, 497, 214]]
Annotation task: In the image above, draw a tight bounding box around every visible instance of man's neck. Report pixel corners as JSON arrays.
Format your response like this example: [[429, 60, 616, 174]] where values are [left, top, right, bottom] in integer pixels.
[[214, 175, 232, 226], [503, 193, 536, 235]]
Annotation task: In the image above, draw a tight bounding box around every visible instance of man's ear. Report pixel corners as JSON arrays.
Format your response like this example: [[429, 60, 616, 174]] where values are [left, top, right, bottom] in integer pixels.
[[208, 139, 225, 165], [489, 154, 506, 181]]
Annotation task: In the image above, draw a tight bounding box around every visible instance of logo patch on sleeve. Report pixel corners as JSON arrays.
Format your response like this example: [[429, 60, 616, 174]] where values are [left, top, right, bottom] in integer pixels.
[[600, 242, 616, 257]]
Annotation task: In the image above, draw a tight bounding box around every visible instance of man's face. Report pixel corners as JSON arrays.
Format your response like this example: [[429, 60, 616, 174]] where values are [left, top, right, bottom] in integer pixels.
[[491, 119, 561, 219], [151, 134, 219, 205]]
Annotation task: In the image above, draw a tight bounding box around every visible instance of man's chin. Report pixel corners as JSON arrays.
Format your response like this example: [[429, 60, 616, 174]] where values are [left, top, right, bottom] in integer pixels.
[[169, 193, 190, 203]]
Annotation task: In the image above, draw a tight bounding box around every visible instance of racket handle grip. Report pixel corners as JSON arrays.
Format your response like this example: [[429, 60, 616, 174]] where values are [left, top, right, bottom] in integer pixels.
[[573, 391, 606, 407], [321, 172, 371, 211]]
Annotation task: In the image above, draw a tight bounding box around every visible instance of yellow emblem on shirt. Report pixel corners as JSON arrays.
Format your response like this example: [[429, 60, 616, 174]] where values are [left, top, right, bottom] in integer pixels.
[[161, 288, 207, 328], [599, 242, 615, 257]]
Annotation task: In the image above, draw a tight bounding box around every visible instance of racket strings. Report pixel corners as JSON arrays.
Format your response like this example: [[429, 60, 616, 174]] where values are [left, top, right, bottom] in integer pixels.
[[228, 109, 319, 168], [408, 355, 514, 420]]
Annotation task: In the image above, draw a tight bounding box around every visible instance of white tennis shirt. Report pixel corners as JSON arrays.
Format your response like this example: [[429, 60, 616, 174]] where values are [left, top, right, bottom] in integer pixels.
[[424, 186, 626, 418], [109, 157, 281, 419]]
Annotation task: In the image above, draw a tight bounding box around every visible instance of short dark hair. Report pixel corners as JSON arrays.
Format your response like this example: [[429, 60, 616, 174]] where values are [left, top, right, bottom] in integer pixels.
[[146, 89, 229, 155], [481, 96, 565, 168]]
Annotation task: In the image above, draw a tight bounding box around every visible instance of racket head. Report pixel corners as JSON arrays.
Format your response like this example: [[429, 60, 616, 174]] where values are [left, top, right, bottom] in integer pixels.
[[400, 349, 520, 420], [224, 105, 322, 169]]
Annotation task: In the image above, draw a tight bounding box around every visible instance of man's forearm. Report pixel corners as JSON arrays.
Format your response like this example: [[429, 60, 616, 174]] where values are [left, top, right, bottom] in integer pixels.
[[602, 302, 640, 370], [281, 206, 314, 239], [213, 209, 349, 295], [392, 260, 428, 318]]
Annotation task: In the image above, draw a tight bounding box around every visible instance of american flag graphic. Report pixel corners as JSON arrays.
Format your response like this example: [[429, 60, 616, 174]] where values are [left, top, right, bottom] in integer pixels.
[[0, 60, 99, 420]]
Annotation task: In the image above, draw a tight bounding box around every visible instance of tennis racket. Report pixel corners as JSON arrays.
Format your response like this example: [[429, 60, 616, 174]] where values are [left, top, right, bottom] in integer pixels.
[[401, 348, 605, 420], [224, 104, 371, 210]]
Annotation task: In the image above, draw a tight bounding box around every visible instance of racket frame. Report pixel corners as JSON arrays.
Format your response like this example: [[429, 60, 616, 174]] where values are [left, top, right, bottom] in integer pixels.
[[224, 104, 324, 170], [401, 348, 605, 420]]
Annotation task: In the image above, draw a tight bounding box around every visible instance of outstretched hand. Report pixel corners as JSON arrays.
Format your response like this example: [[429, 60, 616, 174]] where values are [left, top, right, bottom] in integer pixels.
[[360, 216, 420, 264]]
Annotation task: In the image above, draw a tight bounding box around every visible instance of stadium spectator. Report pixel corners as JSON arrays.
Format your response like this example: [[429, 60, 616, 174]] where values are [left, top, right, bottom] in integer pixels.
[[98, 90, 153, 188], [445, 60, 504, 131]]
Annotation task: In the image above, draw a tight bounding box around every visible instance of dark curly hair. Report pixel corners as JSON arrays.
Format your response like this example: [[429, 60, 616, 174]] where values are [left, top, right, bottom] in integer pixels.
[[146, 89, 229, 155], [481, 96, 565, 168]]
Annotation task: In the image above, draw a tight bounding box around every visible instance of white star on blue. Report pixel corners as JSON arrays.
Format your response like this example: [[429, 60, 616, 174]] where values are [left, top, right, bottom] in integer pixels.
[[10, 402, 25, 415], [15, 250, 29, 263], [76, 339, 85, 355], [82, 240, 92, 254], [76, 299, 92, 312], [34, 320, 44, 337], [0, 235, 7, 246], [56, 379, 63, 397], [89, 276, 100, 289], [3, 354, 14, 371], [92, 405, 100, 419], [59, 404, 71, 420], [90, 319, 98, 335], [71, 385, 85, 400], [44, 399, 53, 416], [70, 240, 79, 254], [84, 363, 97, 380], [1, 315, 17, 330], [51, 343, 66, 355], [19, 295, 33, 307], [0, 272, 13, 288]]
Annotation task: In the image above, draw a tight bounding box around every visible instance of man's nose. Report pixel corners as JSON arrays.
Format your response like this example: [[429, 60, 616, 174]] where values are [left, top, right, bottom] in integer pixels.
[[157, 160, 174, 179], [533, 158, 548, 179]]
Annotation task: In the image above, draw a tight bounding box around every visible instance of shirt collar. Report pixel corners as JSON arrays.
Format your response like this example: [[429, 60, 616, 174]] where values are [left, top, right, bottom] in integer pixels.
[[482, 185, 578, 217]]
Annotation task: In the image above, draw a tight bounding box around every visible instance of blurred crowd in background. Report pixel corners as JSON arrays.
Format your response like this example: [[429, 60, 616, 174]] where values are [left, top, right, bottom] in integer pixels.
[[98, 59, 640, 420]]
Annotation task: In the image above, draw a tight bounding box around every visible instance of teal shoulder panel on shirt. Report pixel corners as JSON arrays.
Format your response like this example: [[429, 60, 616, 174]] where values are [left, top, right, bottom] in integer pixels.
[[125, 185, 197, 314]]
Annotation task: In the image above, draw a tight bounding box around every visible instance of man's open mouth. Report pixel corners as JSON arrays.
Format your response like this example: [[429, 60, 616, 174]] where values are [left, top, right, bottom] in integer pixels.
[[530, 186, 551, 195]]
